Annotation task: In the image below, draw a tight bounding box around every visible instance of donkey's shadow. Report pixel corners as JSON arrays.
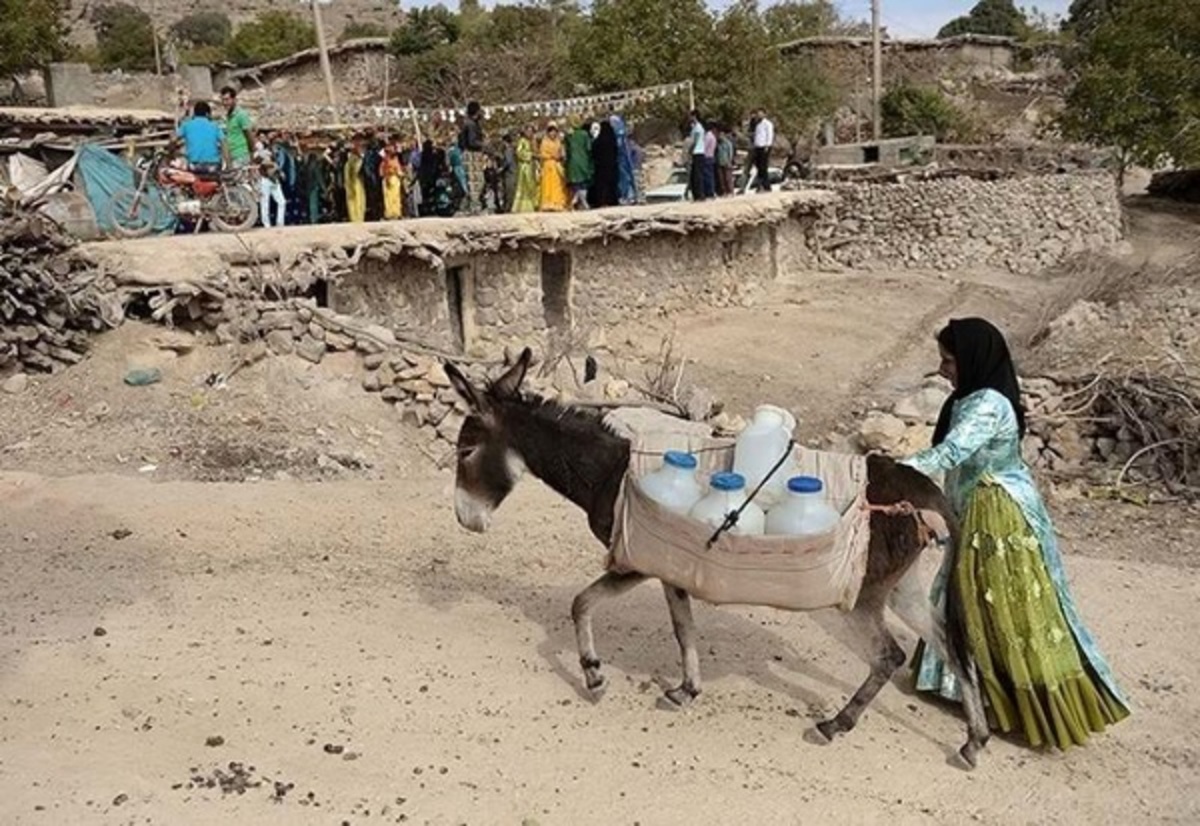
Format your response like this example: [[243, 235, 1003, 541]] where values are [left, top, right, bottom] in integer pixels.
[[410, 542, 947, 752]]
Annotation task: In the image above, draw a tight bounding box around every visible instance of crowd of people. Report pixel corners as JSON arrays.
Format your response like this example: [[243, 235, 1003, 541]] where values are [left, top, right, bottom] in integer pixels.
[[174, 89, 664, 228]]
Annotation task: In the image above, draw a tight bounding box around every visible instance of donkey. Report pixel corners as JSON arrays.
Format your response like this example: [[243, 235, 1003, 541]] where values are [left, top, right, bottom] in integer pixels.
[[444, 348, 991, 768]]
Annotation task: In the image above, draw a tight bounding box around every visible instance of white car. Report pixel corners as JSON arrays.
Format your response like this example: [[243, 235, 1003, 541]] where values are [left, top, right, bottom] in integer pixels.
[[643, 165, 786, 204]]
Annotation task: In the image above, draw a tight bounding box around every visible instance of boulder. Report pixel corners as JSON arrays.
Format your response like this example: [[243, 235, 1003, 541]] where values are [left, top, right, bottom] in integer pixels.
[[265, 329, 294, 356], [3, 373, 29, 394], [857, 412, 908, 454], [893, 386, 947, 424], [295, 335, 326, 364]]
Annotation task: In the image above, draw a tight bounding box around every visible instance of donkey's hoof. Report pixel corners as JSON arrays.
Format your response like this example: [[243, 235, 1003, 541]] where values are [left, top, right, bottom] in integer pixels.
[[663, 685, 698, 709], [957, 742, 981, 771], [815, 718, 846, 742], [584, 673, 608, 701]]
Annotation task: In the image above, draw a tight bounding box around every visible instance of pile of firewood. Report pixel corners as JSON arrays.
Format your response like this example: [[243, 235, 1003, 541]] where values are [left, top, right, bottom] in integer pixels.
[[0, 211, 119, 376]]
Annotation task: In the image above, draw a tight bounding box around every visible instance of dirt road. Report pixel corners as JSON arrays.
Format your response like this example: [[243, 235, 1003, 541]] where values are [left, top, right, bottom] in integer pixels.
[[1, 469, 1196, 826]]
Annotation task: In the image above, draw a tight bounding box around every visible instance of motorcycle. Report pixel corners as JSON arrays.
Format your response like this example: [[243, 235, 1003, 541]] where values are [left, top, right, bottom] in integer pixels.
[[108, 148, 259, 238]]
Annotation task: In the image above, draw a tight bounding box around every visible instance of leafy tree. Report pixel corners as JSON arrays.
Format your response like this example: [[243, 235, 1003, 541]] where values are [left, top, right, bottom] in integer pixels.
[[573, 0, 714, 91], [1061, 0, 1200, 178], [1062, 0, 1126, 41], [762, 0, 840, 43], [881, 84, 967, 140], [170, 11, 231, 48], [0, 0, 68, 78], [937, 0, 1027, 38], [92, 3, 157, 71], [390, 6, 460, 56], [340, 21, 390, 42], [227, 11, 316, 67]]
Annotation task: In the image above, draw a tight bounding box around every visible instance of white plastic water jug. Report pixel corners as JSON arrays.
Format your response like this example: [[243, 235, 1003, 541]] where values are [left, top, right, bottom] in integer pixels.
[[765, 476, 841, 537], [638, 450, 704, 515], [688, 472, 766, 536], [732, 404, 798, 508]]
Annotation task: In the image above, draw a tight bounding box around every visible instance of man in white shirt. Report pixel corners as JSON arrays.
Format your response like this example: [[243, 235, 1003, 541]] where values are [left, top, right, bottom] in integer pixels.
[[752, 108, 774, 193]]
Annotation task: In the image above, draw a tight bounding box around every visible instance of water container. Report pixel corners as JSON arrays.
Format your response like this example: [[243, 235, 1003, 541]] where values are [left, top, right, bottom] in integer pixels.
[[732, 404, 798, 508], [765, 476, 841, 537], [688, 472, 766, 536], [637, 450, 704, 515]]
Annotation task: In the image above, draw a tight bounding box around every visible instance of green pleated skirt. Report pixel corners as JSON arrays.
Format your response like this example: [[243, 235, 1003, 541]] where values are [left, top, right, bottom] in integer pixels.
[[949, 483, 1128, 750]]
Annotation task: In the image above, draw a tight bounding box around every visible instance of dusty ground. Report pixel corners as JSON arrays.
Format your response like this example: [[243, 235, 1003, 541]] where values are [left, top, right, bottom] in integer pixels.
[[2, 201, 1198, 825]]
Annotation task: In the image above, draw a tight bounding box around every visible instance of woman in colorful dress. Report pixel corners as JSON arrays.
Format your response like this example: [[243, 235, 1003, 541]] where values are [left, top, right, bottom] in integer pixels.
[[512, 125, 540, 213], [902, 317, 1129, 750], [380, 145, 404, 220], [343, 139, 366, 223], [538, 123, 569, 212]]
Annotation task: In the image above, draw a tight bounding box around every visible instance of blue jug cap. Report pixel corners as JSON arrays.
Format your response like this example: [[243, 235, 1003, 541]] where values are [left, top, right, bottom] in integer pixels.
[[710, 472, 746, 491], [787, 476, 824, 494], [663, 450, 698, 470]]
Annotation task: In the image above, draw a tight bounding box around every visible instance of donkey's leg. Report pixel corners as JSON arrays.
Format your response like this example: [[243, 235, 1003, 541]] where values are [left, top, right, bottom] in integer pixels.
[[571, 570, 647, 698], [952, 660, 990, 770], [888, 563, 947, 656], [889, 567, 991, 767], [816, 591, 906, 742], [662, 584, 702, 708]]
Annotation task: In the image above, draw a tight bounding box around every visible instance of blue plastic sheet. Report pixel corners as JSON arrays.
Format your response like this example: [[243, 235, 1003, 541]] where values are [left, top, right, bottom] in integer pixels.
[[75, 143, 174, 235]]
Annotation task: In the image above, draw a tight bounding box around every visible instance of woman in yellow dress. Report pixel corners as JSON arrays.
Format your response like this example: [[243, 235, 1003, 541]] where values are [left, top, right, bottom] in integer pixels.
[[512, 124, 540, 213], [344, 139, 366, 223], [380, 145, 404, 220], [538, 123, 568, 212]]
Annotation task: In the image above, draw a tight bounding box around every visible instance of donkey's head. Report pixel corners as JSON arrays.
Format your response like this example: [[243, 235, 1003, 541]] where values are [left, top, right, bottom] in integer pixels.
[[443, 348, 533, 533]]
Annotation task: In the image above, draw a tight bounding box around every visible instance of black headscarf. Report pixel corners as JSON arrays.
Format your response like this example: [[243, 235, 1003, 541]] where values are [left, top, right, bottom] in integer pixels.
[[932, 317, 1026, 445]]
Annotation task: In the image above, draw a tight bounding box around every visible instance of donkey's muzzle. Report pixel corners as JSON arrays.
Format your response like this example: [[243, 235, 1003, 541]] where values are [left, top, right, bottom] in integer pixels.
[[454, 487, 493, 533]]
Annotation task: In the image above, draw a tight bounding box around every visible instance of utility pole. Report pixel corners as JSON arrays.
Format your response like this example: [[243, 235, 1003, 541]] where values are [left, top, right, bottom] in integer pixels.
[[151, 0, 162, 76], [310, 0, 338, 109], [871, 0, 882, 141]]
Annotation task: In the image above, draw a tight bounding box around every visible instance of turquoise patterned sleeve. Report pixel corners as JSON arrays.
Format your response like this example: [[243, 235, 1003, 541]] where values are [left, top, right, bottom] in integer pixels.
[[900, 392, 1006, 477]]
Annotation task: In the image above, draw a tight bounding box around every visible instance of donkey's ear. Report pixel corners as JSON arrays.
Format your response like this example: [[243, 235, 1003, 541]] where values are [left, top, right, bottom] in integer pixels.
[[444, 361, 486, 412], [492, 347, 532, 398]]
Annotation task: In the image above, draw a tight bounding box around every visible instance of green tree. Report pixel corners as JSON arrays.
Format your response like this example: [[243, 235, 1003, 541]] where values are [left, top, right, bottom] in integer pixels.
[[0, 0, 68, 78], [390, 5, 460, 56], [762, 0, 840, 43], [91, 3, 157, 71], [227, 11, 316, 67], [937, 0, 1028, 38], [573, 0, 714, 91], [881, 84, 967, 139], [170, 11, 231, 48], [1061, 0, 1200, 178], [340, 21, 390, 42], [1062, 0, 1126, 41]]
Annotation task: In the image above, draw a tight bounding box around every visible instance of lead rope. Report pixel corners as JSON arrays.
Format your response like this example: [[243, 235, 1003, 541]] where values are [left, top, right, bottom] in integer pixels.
[[705, 439, 796, 550]]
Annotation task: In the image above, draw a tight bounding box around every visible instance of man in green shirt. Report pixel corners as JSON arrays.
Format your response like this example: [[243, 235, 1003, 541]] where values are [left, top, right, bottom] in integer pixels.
[[220, 86, 256, 169]]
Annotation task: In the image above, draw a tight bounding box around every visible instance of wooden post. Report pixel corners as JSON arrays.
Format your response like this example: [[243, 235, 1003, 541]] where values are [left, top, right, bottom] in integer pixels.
[[871, 0, 882, 141], [151, 0, 162, 76], [310, 0, 338, 111]]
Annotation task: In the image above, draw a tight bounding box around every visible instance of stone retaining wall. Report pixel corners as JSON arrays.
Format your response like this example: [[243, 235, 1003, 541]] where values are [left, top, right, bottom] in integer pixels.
[[816, 171, 1122, 274], [327, 213, 822, 358]]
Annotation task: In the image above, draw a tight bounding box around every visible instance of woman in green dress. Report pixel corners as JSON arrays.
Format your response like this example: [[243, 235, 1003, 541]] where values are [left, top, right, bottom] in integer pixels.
[[512, 124, 540, 214], [902, 318, 1129, 750]]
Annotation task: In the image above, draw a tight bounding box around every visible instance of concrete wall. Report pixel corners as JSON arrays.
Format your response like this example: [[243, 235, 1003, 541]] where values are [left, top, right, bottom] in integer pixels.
[[327, 213, 822, 359], [815, 171, 1122, 275], [43, 63, 95, 107]]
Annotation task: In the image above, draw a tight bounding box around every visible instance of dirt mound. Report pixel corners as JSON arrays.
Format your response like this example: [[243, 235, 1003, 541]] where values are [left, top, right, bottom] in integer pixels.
[[0, 321, 433, 482]]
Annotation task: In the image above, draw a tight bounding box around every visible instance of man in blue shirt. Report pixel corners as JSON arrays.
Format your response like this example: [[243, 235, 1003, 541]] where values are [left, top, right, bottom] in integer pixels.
[[176, 101, 225, 174]]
